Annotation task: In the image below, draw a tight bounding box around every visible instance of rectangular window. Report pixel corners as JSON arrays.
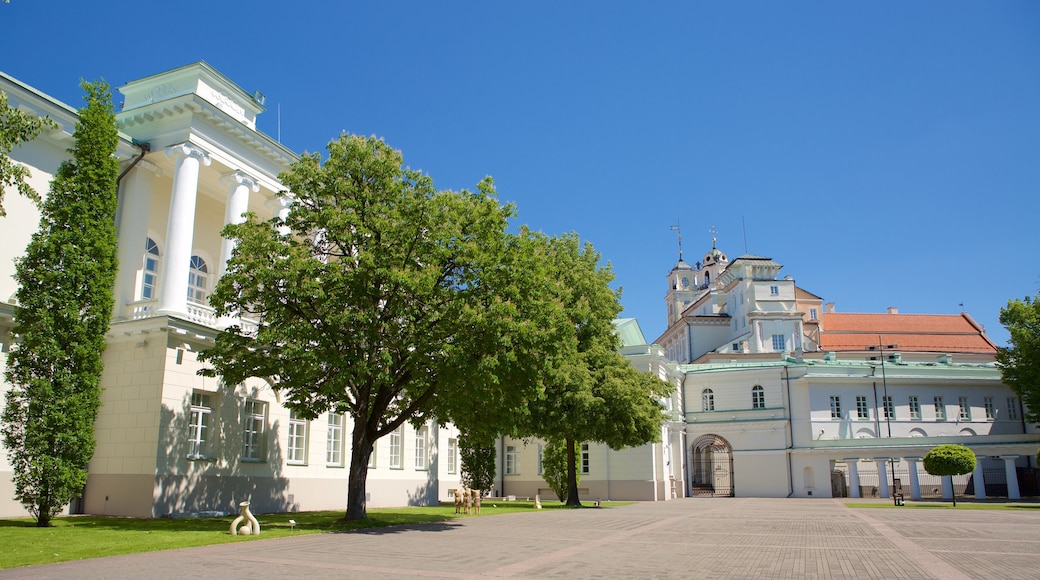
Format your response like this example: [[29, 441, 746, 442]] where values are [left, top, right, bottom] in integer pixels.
[[732, 342, 740, 352], [447, 437, 458, 474], [1008, 397, 1020, 420], [829, 396, 842, 419], [242, 400, 267, 461], [537, 444, 544, 475], [883, 396, 894, 420], [958, 396, 971, 420], [414, 427, 428, 470], [984, 397, 995, 420], [505, 445, 518, 475], [752, 386, 765, 410], [856, 395, 869, 419], [581, 443, 590, 474], [326, 413, 344, 466], [772, 334, 786, 351], [388, 427, 403, 468], [909, 396, 921, 420], [188, 392, 212, 459], [770, 285, 779, 295], [934, 396, 946, 420], [809, 307, 818, 320], [286, 410, 308, 465]]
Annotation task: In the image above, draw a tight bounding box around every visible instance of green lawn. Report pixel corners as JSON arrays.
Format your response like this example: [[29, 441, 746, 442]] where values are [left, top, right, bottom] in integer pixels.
[[0, 500, 627, 569]]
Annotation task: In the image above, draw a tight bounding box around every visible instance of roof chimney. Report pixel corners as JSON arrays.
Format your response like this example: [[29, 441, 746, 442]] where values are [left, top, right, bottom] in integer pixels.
[[825, 302, 835, 313], [887, 306, 899, 314]]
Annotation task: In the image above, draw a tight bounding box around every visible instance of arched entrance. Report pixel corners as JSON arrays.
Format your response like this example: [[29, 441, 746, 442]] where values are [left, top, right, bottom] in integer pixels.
[[690, 434, 734, 497]]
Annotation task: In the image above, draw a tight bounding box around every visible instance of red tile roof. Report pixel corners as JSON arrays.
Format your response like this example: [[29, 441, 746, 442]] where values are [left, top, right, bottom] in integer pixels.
[[819, 312, 998, 354]]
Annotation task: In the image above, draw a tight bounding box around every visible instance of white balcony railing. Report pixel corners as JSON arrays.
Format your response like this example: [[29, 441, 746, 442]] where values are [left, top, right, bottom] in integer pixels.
[[122, 298, 259, 335]]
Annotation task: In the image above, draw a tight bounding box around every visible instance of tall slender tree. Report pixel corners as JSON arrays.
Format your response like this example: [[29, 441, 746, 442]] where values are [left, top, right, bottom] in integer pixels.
[[997, 295, 1040, 425], [2, 81, 120, 526], [200, 135, 561, 520], [0, 89, 56, 216]]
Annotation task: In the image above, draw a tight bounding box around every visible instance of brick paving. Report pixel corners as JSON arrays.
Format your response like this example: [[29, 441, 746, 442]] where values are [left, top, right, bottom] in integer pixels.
[[3, 498, 1039, 579]]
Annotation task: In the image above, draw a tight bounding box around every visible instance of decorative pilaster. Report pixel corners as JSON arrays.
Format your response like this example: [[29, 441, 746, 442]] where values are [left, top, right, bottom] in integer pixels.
[[217, 171, 259, 279], [114, 159, 160, 315], [846, 459, 861, 498], [1003, 456, 1021, 500], [905, 457, 922, 500], [157, 143, 210, 317], [972, 461, 987, 500], [874, 458, 890, 499]]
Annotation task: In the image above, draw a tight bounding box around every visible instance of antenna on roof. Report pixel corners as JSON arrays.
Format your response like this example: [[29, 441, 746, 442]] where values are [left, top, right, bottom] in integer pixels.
[[742, 216, 749, 254], [670, 223, 682, 261], [277, 103, 281, 143]]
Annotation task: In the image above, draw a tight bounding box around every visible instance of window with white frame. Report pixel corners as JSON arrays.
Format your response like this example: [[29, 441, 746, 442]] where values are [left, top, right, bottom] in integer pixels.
[[414, 426, 428, 470], [752, 385, 765, 409], [934, 396, 946, 420], [856, 395, 869, 419], [581, 443, 590, 474], [505, 445, 518, 475], [287, 410, 308, 465], [702, 389, 715, 412], [187, 255, 209, 304], [188, 392, 212, 459], [829, 395, 842, 419], [447, 437, 458, 474], [809, 307, 818, 320], [883, 396, 894, 420], [389, 427, 403, 469], [143, 238, 160, 300], [909, 396, 921, 419], [242, 400, 267, 461], [958, 396, 971, 420], [326, 413, 344, 466], [1008, 397, 1020, 420], [770, 285, 779, 295], [772, 334, 785, 351], [984, 397, 995, 420]]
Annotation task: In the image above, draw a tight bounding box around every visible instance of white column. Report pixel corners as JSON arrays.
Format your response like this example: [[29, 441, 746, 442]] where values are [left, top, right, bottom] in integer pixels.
[[846, 459, 861, 498], [217, 171, 259, 279], [874, 458, 890, 499], [157, 143, 210, 317], [114, 160, 159, 315], [972, 461, 987, 500], [268, 195, 293, 236], [1003, 456, 1021, 500], [905, 457, 922, 500]]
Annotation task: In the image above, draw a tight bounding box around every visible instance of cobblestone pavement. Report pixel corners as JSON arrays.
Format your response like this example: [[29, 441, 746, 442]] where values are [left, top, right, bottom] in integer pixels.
[[4, 498, 1039, 579]]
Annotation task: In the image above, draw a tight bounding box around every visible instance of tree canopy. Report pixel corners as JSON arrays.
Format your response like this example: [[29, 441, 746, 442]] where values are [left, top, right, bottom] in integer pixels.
[[923, 444, 976, 507], [200, 134, 559, 520], [0, 89, 56, 216], [516, 233, 671, 506], [2, 81, 119, 525], [997, 295, 1040, 425]]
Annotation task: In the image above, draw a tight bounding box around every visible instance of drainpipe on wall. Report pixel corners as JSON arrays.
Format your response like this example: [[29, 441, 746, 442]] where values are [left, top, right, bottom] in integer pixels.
[[113, 141, 150, 233], [784, 363, 795, 497]]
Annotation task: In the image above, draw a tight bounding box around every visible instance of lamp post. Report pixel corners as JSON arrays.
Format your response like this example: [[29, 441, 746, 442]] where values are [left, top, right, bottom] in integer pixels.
[[869, 337, 899, 505]]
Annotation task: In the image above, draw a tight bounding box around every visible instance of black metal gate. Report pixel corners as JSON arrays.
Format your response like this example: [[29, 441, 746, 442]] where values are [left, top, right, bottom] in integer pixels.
[[690, 435, 734, 497]]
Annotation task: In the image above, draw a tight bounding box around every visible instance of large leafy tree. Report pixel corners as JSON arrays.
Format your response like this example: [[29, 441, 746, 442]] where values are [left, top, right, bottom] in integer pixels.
[[518, 233, 671, 507], [0, 89, 57, 216], [542, 438, 579, 502], [200, 134, 559, 520], [997, 295, 1040, 425], [2, 81, 120, 526], [923, 444, 976, 507]]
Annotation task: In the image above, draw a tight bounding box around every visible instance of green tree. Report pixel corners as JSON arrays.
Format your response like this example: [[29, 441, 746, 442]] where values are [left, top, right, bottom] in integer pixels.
[[459, 431, 495, 495], [0, 89, 57, 217], [199, 135, 557, 520], [997, 295, 1040, 425], [2, 81, 119, 526], [542, 438, 579, 502], [922, 444, 976, 507], [518, 233, 671, 507]]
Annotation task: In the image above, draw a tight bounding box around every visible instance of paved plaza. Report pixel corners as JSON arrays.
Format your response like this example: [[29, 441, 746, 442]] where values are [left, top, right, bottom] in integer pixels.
[[3, 498, 1039, 579]]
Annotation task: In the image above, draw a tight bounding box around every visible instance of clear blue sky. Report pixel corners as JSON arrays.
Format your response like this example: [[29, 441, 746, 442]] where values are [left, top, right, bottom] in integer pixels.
[[2, 1, 1037, 347]]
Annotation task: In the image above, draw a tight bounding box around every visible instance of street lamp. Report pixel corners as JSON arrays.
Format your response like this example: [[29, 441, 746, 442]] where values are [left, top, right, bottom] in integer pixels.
[[868, 338, 899, 505]]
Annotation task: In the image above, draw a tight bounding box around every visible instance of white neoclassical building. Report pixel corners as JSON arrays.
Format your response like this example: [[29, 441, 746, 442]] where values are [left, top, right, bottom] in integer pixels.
[[1, 64, 464, 518]]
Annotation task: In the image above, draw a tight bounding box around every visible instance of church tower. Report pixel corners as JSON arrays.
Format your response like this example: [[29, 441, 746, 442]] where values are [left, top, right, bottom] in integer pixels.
[[664, 229, 730, 325]]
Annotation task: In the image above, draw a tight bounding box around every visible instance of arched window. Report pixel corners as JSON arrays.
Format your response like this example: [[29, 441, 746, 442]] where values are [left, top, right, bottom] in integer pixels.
[[752, 385, 765, 409], [142, 238, 160, 299], [701, 389, 715, 412], [187, 255, 209, 305]]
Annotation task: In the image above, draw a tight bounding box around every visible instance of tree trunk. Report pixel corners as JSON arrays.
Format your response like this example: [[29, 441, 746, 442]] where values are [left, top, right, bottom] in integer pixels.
[[565, 437, 582, 507], [345, 421, 374, 520]]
